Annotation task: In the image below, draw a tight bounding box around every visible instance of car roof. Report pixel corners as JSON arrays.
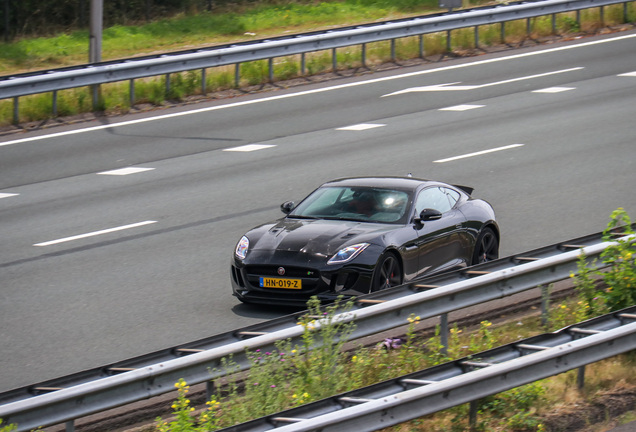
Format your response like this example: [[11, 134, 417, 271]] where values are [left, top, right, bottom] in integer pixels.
[[322, 176, 439, 191], [320, 176, 474, 196]]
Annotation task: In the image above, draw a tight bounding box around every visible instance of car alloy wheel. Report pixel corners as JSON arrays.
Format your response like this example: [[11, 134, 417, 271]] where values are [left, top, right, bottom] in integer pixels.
[[371, 252, 402, 292], [473, 227, 499, 264]]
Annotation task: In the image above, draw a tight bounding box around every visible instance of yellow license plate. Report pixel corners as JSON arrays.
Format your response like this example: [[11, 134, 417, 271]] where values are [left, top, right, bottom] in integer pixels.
[[260, 277, 302, 289]]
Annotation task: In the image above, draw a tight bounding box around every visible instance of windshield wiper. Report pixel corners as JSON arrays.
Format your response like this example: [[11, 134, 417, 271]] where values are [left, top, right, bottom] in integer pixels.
[[321, 216, 368, 222]]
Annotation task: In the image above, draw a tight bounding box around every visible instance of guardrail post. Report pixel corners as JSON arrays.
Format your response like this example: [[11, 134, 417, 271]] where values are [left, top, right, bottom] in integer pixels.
[[332, 48, 337, 72], [391, 39, 396, 61], [474, 26, 479, 49], [129, 79, 135, 107], [501, 21, 506, 44], [201, 69, 207, 95], [65, 420, 75, 432], [13, 96, 18, 125], [52, 91, 58, 117], [601, 6, 605, 26], [206, 380, 216, 401], [91, 85, 99, 110], [552, 13, 557, 33], [235, 63, 240, 87], [526, 17, 532, 37], [361, 43, 367, 67], [623, 2, 628, 22], [165, 74, 171, 98], [577, 365, 586, 389], [419, 35, 424, 58], [446, 31, 452, 53], [541, 285, 552, 327], [469, 400, 478, 430], [440, 313, 449, 355], [301, 53, 306, 75], [268, 58, 274, 83]]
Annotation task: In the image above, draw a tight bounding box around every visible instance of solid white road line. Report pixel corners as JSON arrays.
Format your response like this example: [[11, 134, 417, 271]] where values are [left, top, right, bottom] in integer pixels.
[[434, 144, 525, 163], [0, 34, 634, 148], [34, 220, 158, 247], [0, 193, 19, 199]]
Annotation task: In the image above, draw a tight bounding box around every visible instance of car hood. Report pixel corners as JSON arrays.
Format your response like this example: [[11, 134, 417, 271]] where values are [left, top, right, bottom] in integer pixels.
[[247, 218, 396, 256]]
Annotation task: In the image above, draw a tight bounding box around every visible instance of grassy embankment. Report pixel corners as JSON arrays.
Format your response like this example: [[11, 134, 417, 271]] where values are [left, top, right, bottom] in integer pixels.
[[0, 0, 633, 127]]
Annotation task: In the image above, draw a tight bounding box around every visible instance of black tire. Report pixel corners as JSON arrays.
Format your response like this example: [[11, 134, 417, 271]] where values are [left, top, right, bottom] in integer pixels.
[[370, 252, 403, 292], [472, 227, 499, 265]]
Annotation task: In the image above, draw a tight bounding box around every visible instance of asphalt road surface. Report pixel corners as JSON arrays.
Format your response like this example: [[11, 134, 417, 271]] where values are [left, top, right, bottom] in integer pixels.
[[0, 30, 635, 392]]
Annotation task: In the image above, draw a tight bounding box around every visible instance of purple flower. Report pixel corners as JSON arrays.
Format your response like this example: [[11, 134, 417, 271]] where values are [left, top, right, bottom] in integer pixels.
[[380, 338, 402, 350]]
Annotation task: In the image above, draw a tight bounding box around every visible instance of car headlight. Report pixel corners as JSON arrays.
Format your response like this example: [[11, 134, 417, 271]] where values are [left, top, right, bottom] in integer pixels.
[[235, 236, 249, 260], [328, 243, 370, 265]]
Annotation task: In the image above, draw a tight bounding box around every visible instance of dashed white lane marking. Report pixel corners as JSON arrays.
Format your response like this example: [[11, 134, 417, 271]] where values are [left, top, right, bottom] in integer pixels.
[[34, 220, 158, 247], [533, 87, 575, 93], [619, 72, 636, 77], [0, 193, 19, 199], [98, 167, 155, 175], [336, 123, 386, 131], [223, 144, 276, 152], [439, 105, 485, 111], [434, 144, 524, 163]]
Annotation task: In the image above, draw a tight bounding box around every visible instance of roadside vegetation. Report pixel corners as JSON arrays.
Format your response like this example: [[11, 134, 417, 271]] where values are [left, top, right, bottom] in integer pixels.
[[0, 0, 634, 127], [144, 210, 636, 431], [148, 210, 636, 432], [1, 209, 634, 431]]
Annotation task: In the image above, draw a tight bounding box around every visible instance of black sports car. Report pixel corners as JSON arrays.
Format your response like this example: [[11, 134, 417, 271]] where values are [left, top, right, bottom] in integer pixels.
[[231, 176, 499, 306]]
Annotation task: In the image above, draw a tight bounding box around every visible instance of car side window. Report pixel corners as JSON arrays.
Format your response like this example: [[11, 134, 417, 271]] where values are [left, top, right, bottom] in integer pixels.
[[415, 187, 457, 214], [444, 187, 460, 208]]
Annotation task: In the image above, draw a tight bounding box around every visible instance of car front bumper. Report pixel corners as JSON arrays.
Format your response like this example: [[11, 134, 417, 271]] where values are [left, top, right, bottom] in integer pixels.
[[230, 251, 376, 306]]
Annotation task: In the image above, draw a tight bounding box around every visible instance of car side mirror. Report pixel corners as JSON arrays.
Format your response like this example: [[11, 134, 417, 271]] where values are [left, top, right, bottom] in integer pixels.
[[281, 201, 295, 214], [414, 208, 442, 226], [420, 208, 442, 221]]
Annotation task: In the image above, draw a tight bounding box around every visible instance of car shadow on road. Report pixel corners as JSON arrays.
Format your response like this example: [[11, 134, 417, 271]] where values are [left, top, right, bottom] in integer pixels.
[[231, 303, 306, 319]]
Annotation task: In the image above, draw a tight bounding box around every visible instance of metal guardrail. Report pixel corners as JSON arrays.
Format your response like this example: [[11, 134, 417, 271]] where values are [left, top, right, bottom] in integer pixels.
[[0, 0, 633, 103], [219, 306, 636, 432], [0, 228, 633, 430]]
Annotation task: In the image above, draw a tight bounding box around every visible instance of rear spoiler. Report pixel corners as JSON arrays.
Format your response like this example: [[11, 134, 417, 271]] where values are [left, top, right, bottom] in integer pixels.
[[454, 184, 474, 195]]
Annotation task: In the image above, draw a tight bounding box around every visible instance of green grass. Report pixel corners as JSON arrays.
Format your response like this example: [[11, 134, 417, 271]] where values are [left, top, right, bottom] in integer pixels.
[[0, 0, 445, 73]]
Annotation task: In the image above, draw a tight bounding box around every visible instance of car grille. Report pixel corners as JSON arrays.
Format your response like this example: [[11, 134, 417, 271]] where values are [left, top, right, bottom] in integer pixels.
[[245, 265, 319, 278]]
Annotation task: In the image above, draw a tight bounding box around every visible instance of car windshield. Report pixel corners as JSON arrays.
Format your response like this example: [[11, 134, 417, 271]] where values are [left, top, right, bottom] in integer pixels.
[[289, 186, 411, 223]]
